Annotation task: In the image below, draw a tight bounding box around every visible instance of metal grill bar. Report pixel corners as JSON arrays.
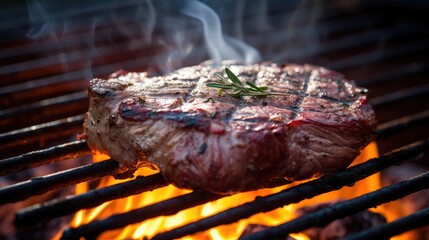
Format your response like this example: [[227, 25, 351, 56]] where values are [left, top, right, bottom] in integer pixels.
[[150, 140, 429, 240], [0, 91, 87, 132], [0, 159, 120, 205], [344, 207, 429, 240], [359, 62, 428, 87], [0, 45, 162, 103], [370, 83, 429, 108], [61, 191, 223, 240], [0, 114, 84, 148], [0, 21, 146, 62], [376, 109, 429, 139], [17, 178, 291, 233], [15, 173, 167, 227], [0, 51, 164, 107], [242, 171, 429, 240], [0, 91, 87, 118], [330, 40, 429, 71], [0, 79, 88, 109], [0, 140, 89, 176]]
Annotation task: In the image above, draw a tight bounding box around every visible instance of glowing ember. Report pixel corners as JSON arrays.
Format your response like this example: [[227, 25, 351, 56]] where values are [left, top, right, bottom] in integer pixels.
[[69, 143, 382, 239]]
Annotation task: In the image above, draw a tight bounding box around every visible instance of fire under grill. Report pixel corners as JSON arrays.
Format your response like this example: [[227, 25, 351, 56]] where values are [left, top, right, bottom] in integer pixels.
[[1, 1, 429, 240]]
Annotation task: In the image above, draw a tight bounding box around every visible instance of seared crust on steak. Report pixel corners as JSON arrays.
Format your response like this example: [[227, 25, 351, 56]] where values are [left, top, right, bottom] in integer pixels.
[[84, 61, 376, 194]]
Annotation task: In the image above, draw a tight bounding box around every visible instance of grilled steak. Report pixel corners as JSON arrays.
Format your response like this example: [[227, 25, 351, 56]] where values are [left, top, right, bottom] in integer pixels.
[[84, 61, 376, 194]]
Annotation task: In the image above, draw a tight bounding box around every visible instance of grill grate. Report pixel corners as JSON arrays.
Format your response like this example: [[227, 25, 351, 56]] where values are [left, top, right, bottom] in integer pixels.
[[14, 173, 168, 227], [1, 1, 429, 240], [344, 207, 429, 240], [0, 141, 90, 176], [241, 170, 429, 240], [0, 158, 120, 205]]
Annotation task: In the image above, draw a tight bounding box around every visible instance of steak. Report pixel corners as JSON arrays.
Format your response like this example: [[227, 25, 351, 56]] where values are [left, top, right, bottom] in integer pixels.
[[83, 61, 376, 194]]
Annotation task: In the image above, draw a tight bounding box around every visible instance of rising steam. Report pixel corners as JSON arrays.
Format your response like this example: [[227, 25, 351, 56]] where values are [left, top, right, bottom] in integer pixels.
[[25, 0, 262, 75], [181, 0, 260, 64]]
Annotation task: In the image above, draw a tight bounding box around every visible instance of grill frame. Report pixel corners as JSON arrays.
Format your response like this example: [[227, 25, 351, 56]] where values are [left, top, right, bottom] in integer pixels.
[[1, 1, 429, 239]]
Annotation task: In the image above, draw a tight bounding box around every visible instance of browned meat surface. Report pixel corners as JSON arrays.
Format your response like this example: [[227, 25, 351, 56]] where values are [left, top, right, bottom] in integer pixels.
[[83, 61, 376, 194]]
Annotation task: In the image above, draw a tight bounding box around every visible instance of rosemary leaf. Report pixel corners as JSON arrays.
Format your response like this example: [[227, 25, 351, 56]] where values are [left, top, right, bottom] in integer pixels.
[[245, 81, 264, 92], [206, 82, 234, 89], [225, 68, 244, 86], [206, 67, 285, 98], [215, 73, 225, 81]]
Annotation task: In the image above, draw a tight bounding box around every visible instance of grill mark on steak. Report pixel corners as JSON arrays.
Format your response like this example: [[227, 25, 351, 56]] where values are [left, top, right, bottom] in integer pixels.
[[84, 61, 376, 194], [120, 100, 212, 133], [290, 71, 311, 121], [262, 74, 355, 118]]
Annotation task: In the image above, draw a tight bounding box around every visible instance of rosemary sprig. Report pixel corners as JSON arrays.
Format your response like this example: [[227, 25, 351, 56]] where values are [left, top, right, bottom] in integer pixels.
[[206, 68, 271, 98]]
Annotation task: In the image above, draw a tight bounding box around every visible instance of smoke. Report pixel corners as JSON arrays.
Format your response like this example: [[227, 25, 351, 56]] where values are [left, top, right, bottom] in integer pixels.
[[25, 0, 262, 76], [181, 0, 260, 64], [25, 0, 334, 78]]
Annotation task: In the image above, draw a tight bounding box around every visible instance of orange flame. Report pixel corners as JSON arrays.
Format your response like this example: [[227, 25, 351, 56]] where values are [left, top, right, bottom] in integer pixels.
[[68, 143, 384, 240]]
